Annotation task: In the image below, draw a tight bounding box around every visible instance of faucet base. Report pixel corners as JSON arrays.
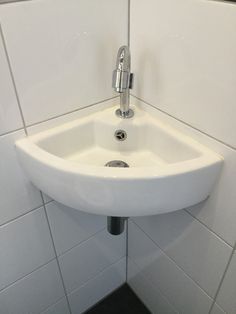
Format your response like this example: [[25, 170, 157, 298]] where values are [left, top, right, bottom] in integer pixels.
[[115, 108, 134, 119]]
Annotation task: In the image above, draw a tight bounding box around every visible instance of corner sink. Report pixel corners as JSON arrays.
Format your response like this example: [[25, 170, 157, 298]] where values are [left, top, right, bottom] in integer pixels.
[[15, 104, 223, 217]]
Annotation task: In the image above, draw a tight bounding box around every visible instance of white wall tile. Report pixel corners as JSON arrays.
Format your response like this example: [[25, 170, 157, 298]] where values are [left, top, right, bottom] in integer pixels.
[[0, 207, 55, 290], [0, 260, 65, 314], [0, 130, 43, 225], [128, 221, 213, 314], [0, 27, 22, 135], [41, 298, 70, 314], [46, 201, 105, 256], [68, 258, 126, 314], [133, 96, 236, 246], [185, 141, 236, 246], [59, 229, 125, 293], [133, 211, 232, 297], [216, 251, 236, 314], [27, 97, 118, 135], [0, 0, 127, 125], [128, 258, 177, 314], [131, 0, 236, 148]]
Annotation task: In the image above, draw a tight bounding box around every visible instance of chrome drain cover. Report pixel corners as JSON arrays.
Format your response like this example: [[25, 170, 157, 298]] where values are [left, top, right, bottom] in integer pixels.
[[114, 129, 127, 141], [105, 160, 129, 168]]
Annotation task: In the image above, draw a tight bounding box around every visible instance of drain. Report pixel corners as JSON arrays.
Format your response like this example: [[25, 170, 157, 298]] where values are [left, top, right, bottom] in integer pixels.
[[114, 129, 127, 141], [105, 160, 129, 168]]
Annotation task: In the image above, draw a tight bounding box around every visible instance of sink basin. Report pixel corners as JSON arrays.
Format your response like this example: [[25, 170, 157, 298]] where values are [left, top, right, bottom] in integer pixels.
[[15, 104, 223, 217]]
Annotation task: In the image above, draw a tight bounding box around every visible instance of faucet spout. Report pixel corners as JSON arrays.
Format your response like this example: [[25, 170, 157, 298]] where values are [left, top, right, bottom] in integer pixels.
[[112, 46, 134, 118]]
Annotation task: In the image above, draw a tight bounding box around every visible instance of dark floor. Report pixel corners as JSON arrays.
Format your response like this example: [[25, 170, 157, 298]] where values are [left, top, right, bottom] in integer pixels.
[[85, 284, 151, 314]]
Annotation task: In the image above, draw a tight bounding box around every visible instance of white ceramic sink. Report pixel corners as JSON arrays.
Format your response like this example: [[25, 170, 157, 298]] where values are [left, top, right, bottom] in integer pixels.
[[15, 104, 223, 217]]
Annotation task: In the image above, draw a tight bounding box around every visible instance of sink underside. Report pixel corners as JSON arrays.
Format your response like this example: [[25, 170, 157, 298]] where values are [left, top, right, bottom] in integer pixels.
[[15, 104, 223, 217]]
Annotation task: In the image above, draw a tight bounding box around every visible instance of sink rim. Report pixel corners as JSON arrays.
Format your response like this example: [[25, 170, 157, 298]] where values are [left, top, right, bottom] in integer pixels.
[[16, 104, 223, 180], [16, 136, 222, 180]]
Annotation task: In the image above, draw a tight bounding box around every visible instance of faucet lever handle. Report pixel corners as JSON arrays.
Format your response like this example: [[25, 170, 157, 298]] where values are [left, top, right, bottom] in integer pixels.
[[129, 73, 134, 89]]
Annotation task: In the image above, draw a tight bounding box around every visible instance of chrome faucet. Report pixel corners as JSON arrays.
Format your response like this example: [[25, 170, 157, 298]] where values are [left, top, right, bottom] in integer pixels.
[[112, 46, 134, 118]]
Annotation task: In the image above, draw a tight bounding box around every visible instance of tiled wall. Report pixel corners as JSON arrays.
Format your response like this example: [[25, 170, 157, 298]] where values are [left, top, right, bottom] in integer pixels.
[[0, 0, 127, 313], [128, 1, 236, 314]]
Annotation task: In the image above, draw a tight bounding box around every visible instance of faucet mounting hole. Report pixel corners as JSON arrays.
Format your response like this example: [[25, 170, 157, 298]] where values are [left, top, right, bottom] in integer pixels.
[[115, 108, 134, 119]]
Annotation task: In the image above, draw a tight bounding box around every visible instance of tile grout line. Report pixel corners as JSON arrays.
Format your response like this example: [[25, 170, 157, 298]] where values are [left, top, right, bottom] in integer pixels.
[[26, 96, 119, 129], [57, 227, 106, 258], [128, 256, 179, 314], [208, 241, 236, 314], [127, 0, 130, 47], [0, 257, 56, 294], [0, 23, 28, 136], [78, 260, 127, 314], [0, 127, 24, 138], [131, 94, 236, 151], [209, 302, 227, 314], [208, 251, 235, 313], [39, 295, 67, 314], [125, 219, 129, 282], [184, 208, 234, 248], [131, 219, 216, 301], [0, 0, 33, 5], [67, 256, 126, 297], [79, 283, 125, 314], [0, 204, 43, 229], [40, 192, 72, 314]]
